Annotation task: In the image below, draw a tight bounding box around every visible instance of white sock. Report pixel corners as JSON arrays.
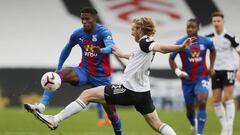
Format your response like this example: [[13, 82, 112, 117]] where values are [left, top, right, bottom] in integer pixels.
[[159, 123, 176, 135], [54, 99, 86, 123], [225, 99, 235, 127], [214, 102, 227, 128]]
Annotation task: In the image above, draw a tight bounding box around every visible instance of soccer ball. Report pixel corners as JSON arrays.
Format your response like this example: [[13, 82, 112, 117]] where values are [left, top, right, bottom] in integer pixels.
[[41, 72, 61, 91]]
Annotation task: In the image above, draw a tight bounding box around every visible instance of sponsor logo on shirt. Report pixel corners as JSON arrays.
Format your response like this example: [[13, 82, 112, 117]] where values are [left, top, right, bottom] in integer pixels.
[[189, 51, 202, 62], [84, 44, 98, 57]]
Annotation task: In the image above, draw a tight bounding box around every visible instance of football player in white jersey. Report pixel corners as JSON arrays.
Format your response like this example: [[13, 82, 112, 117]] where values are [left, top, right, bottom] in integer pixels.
[[32, 17, 196, 135], [207, 12, 240, 135]]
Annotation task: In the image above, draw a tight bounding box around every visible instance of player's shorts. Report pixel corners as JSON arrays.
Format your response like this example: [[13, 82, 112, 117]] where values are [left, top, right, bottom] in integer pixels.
[[182, 78, 209, 105], [104, 84, 155, 115], [212, 70, 236, 90], [72, 67, 112, 87]]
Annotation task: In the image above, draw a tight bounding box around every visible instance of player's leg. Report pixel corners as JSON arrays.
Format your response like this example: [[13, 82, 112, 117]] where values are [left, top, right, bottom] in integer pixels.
[[222, 71, 236, 135], [182, 83, 197, 133], [143, 110, 176, 135], [212, 71, 227, 132], [195, 79, 209, 135], [34, 86, 106, 129], [102, 104, 122, 135], [90, 77, 122, 135], [24, 67, 87, 113]]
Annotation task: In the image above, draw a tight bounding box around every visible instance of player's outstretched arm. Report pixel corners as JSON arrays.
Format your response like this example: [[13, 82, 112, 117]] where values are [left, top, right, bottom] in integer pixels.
[[57, 44, 74, 70], [152, 37, 196, 53], [112, 46, 131, 59]]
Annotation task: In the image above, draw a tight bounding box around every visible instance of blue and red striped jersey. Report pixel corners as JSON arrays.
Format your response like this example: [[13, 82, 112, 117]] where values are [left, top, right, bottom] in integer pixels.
[[57, 23, 114, 77], [170, 36, 215, 81]]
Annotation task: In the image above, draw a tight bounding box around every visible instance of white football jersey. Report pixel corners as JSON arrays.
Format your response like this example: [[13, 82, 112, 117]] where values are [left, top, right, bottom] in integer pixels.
[[122, 35, 156, 92], [207, 29, 240, 70]]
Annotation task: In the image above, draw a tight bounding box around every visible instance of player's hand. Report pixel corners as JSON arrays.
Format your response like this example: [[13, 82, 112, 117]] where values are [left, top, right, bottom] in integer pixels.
[[112, 46, 124, 58], [236, 69, 240, 82], [175, 68, 188, 79], [209, 68, 216, 76], [92, 46, 101, 54], [182, 37, 197, 49]]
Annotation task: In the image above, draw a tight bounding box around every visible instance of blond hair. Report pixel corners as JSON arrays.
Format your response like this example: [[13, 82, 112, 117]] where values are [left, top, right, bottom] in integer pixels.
[[132, 17, 156, 36]]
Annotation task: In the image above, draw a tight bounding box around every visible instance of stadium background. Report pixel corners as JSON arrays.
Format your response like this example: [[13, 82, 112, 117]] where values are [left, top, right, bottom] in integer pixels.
[[0, 0, 239, 135]]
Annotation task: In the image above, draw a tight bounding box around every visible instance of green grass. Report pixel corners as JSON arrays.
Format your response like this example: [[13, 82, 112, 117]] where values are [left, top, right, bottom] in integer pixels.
[[0, 108, 239, 135]]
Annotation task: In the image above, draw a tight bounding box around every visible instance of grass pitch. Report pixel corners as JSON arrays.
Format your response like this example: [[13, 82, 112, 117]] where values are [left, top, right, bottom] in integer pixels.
[[0, 107, 239, 135]]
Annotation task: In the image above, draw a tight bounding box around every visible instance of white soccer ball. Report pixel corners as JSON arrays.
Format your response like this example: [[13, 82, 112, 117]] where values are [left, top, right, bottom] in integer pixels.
[[41, 72, 61, 91]]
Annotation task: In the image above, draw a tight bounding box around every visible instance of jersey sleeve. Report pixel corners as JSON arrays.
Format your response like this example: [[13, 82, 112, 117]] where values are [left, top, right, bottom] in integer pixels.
[[56, 33, 77, 70], [139, 37, 155, 53], [224, 34, 240, 48], [206, 37, 215, 51], [101, 29, 115, 54]]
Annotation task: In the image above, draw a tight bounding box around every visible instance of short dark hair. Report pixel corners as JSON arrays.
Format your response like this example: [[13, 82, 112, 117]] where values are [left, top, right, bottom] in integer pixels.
[[211, 11, 224, 19], [80, 7, 98, 15], [187, 18, 200, 27]]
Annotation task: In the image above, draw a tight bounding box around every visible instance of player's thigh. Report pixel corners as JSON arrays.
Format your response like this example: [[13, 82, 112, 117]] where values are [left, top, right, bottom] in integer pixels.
[[89, 75, 112, 86], [182, 83, 195, 105], [60, 67, 78, 81], [79, 86, 105, 103], [66, 67, 88, 85], [195, 79, 209, 102], [143, 110, 162, 132]]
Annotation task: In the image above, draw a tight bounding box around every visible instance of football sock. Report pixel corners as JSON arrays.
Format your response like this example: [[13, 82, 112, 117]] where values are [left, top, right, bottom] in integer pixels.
[[159, 123, 176, 135], [108, 112, 122, 135], [54, 99, 86, 123], [197, 109, 207, 134], [186, 111, 195, 127], [225, 99, 235, 127], [96, 103, 104, 119], [214, 102, 227, 128], [40, 90, 55, 106]]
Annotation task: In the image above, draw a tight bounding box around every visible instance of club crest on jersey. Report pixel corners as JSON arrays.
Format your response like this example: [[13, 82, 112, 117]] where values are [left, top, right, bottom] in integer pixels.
[[189, 51, 202, 62], [78, 38, 83, 43], [92, 35, 97, 42], [200, 44, 205, 50], [84, 44, 97, 57]]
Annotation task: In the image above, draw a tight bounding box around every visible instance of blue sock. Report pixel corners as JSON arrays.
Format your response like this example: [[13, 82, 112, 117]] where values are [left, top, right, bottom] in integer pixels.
[[96, 103, 104, 119], [40, 90, 55, 106], [108, 113, 122, 135], [197, 110, 207, 134], [187, 111, 195, 127]]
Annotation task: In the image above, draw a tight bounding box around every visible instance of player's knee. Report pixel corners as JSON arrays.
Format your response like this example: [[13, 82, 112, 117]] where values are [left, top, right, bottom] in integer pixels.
[[79, 89, 93, 101], [213, 95, 222, 103], [197, 99, 207, 110], [223, 95, 233, 102]]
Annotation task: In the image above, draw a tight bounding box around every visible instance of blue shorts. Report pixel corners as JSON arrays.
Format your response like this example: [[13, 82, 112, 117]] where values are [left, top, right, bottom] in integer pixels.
[[72, 67, 112, 87], [182, 78, 209, 105]]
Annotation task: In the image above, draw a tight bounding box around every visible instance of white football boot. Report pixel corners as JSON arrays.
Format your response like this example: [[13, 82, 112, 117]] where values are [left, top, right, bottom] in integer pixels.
[[35, 111, 58, 130], [24, 103, 45, 113]]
